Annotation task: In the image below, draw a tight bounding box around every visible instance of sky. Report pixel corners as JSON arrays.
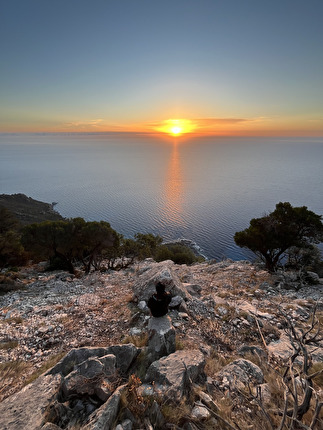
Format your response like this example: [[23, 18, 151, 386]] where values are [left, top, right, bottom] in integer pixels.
[[1, 0, 323, 136]]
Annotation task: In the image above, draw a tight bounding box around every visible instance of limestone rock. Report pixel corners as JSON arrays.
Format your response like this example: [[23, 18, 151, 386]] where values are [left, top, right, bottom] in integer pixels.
[[64, 355, 116, 396], [145, 350, 205, 401], [169, 295, 183, 309], [47, 347, 112, 377], [183, 283, 202, 297], [105, 344, 141, 374], [191, 404, 211, 420], [237, 344, 267, 358], [0, 374, 63, 430], [131, 261, 188, 301], [216, 359, 264, 391], [147, 400, 165, 429], [306, 271, 320, 284], [47, 345, 140, 378], [147, 315, 176, 362], [254, 383, 272, 406], [83, 384, 127, 430], [115, 419, 133, 430], [267, 333, 294, 361], [138, 300, 149, 311]]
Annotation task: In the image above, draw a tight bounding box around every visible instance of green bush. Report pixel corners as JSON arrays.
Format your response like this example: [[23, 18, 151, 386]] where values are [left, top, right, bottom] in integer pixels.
[[0, 207, 26, 269], [234, 202, 323, 272], [155, 243, 200, 265]]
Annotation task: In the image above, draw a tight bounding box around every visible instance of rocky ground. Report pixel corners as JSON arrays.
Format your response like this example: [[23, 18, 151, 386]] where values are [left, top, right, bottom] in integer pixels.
[[0, 259, 322, 428]]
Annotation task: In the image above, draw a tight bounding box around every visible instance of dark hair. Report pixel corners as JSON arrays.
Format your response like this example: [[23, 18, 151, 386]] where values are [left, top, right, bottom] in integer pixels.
[[156, 282, 166, 295]]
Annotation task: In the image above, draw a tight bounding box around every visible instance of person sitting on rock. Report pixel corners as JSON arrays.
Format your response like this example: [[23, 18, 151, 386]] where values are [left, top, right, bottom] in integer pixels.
[[147, 282, 172, 318]]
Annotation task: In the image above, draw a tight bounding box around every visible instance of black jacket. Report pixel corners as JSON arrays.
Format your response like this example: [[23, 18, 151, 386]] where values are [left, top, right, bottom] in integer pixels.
[[147, 292, 172, 317]]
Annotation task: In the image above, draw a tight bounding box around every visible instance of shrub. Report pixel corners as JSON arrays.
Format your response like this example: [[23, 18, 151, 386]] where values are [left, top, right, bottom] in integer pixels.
[[155, 243, 200, 265], [0, 207, 26, 268], [234, 202, 323, 272]]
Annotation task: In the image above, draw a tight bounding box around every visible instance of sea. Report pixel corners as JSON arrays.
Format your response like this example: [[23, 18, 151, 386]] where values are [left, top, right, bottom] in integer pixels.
[[1, 133, 323, 261]]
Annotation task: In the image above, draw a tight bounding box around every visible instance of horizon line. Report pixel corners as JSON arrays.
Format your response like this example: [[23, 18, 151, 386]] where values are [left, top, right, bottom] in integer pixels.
[[1, 131, 323, 138]]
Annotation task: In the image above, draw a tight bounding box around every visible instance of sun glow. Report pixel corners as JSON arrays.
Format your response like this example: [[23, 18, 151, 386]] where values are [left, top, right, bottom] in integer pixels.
[[171, 126, 182, 135], [156, 119, 195, 136]]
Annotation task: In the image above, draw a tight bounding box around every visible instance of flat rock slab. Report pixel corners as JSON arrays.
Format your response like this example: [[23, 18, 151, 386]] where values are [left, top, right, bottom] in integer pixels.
[[0, 374, 63, 430], [147, 315, 176, 361], [145, 350, 205, 401]]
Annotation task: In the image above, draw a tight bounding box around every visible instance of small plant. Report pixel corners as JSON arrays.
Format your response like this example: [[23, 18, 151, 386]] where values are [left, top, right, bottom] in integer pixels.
[[160, 397, 191, 426], [120, 374, 151, 418], [122, 332, 148, 347], [130, 350, 151, 381], [175, 338, 185, 350]]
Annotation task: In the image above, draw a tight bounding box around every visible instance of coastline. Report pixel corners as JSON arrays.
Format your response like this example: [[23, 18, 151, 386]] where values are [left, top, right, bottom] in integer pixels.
[[0, 193, 64, 225]]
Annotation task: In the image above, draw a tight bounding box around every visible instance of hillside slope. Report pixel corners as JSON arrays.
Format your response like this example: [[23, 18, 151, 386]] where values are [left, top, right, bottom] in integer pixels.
[[0, 193, 63, 224], [0, 259, 322, 428]]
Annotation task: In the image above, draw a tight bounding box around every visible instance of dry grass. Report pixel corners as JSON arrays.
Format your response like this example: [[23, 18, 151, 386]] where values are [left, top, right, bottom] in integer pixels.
[[0, 360, 31, 400], [198, 319, 234, 351], [0, 340, 19, 350], [122, 332, 148, 347], [0, 360, 30, 380], [160, 398, 191, 426], [311, 362, 323, 388], [24, 352, 66, 385], [0, 315, 23, 325], [205, 350, 234, 377]]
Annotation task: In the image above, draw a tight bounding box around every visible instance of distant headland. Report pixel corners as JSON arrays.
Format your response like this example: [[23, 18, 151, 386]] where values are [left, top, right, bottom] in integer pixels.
[[0, 193, 63, 225]]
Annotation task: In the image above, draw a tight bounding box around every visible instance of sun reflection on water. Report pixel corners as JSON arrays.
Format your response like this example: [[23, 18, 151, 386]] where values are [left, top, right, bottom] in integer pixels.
[[163, 141, 184, 226]]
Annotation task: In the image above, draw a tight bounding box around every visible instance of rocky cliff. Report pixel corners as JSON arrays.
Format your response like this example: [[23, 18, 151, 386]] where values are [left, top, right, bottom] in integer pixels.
[[0, 259, 322, 429]]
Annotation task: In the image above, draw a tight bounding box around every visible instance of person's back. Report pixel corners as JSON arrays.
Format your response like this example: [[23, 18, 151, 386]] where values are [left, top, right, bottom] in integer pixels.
[[147, 282, 171, 317]]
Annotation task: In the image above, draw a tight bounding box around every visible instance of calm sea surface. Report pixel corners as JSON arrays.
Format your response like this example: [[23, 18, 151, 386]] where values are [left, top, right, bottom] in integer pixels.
[[1, 133, 323, 260]]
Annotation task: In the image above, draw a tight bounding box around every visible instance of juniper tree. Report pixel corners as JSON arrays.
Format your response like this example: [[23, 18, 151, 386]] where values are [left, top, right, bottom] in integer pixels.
[[234, 202, 323, 272]]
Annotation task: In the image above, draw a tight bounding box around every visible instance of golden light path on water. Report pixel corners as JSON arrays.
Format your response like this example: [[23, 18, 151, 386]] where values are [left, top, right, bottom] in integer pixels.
[[162, 141, 184, 227]]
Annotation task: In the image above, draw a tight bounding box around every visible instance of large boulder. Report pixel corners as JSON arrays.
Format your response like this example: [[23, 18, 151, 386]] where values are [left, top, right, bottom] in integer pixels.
[[47, 344, 140, 377], [46, 347, 112, 377], [147, 315, 176, 362], [145, 350, 205, 401], [64, 355, 117, 396], [0, 374, 63, 430], [132, 261, 189, 301]]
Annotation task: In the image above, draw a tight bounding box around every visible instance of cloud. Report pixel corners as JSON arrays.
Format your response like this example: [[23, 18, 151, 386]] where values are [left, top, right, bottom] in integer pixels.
[[63, 119, 104, 129], [307, 118, 323, 122], [194, 117, 250, 126], [147, 117, 265, 134]]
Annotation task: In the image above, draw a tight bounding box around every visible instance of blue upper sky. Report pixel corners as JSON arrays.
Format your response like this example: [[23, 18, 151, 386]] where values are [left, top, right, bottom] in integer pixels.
[[1, 0, 323, 135]]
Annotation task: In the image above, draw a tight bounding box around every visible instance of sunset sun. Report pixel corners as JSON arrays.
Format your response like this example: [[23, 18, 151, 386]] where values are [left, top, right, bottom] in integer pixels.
[[170, 126, 182, 135], [156, 119, 195, 136]]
